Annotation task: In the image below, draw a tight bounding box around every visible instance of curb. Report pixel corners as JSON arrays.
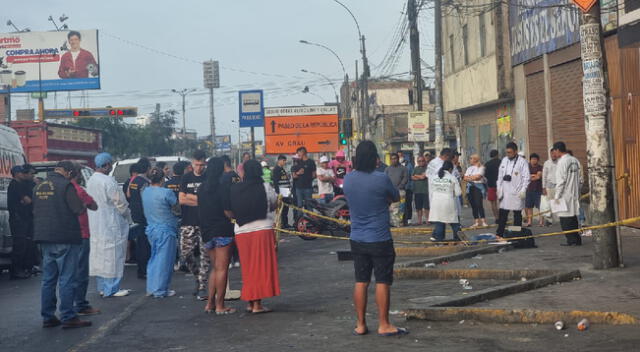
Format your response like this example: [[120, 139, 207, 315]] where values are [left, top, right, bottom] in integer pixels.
[[405, 307, 638, 325], [394, 268, 560, 280], [395, 244, 511, 268], [409, 270, 581, 308], [395, 246, 469, 257]]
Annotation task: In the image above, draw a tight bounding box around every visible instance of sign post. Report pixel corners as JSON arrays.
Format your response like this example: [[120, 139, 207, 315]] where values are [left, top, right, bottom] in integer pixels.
[[203, 60, 219, 155], [239, 90, 264, 159]]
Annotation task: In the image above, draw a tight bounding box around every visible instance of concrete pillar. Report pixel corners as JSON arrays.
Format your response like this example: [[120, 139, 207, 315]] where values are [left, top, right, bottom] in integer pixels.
[[543, 53, 554, 159]]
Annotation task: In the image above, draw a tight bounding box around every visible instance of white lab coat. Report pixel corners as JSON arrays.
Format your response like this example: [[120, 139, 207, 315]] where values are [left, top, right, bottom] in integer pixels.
[[428, 171, 461, 224], [554, 153, 583, 217], [497, 156, 530, 211], [542, 159, 557, 190], [87, 172, 132, 279]]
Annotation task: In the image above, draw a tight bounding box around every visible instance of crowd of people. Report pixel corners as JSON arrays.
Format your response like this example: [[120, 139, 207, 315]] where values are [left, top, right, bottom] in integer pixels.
[[6, 138, 583, 334]]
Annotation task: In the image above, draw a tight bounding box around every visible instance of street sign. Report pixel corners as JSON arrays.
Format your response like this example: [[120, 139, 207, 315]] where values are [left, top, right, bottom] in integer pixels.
[[571, 0, 597, 12], [203, 60, 220, 89], [408, 111, 430, 142], [30, 92, 47, 99], [239, 90, 264, 127], [215, 134, 231, 152], [44, 107, 138, 118], [264, 105, 339, 154]]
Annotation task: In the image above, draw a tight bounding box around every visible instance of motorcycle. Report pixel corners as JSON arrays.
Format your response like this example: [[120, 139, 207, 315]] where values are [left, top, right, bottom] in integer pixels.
[[294, 192, 350, 240]]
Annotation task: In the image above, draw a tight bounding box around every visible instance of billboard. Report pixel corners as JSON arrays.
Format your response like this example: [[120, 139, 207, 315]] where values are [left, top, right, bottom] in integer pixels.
[[0, 30, 100, 93], [215, 135, 231, 152], [264, 105, 339, 154], [238, 90, 264, 127], [509, 0, 580, 66], [408, 111, 430, 142]]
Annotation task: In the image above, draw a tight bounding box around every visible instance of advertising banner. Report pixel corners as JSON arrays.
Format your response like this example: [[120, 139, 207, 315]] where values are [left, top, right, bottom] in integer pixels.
[[0, 30, 100, 93], [215, 134, 231, 152], [264, 105, 339, 154], [509, 0, 580, 66], [238, 90, 264, 127], [407, 111, 430, 142]]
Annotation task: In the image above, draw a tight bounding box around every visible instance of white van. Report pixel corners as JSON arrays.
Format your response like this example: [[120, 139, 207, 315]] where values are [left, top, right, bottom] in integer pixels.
[[110, 156, 190, 186], [0, 125, 27, 268]]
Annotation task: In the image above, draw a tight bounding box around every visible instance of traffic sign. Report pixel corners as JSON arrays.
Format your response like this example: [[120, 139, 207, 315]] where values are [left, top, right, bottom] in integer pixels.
[[239, 90, 264, 128], [571, 0, 597, 12], [264, 105, 339, 154]]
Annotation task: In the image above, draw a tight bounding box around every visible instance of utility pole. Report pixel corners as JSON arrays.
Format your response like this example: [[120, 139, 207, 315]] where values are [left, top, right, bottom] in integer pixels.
[[172, 88, 195, 137], [203, 60, 219, 155], [578, 3, 619, 269], [408, 0, 423, 158], [361, 36, 370, 140], [209, 86, 216, 155], [433, 0, 445, 152]]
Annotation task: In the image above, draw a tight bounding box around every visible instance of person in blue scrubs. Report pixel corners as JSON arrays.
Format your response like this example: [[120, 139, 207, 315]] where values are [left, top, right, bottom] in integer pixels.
[[142, 167, 179, 298]]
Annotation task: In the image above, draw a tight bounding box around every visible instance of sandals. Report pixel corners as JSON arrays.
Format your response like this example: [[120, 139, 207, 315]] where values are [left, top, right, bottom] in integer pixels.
[[205, 307, 237, 315], [251, 307, 273, 315], [353, 327, 369, 336], [378, 327, 409, 337]]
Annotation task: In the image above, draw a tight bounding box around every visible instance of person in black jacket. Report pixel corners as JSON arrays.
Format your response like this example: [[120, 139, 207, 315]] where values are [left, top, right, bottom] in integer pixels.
[[128, 158, 152, 279], [271, 154, 292, 228], [7, 165, 34, 279], [198, 157, 236, 314], [33, 161, 91, 329]]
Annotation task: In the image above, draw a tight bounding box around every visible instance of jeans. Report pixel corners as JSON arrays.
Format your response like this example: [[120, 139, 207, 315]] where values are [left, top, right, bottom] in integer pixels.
[[432, 222, 462, 241], [496, 208, 523, 236], [40, 243, 81, 322], [133, 224, 150, 277], [73, 238, 91, 311], [295, 188, 313, 217], [469, 187, 485, 219], [403, 190, 413, 225], [147, 227, 177, 297], [96, 276, 123, 297], [319, 193, 334, 204]]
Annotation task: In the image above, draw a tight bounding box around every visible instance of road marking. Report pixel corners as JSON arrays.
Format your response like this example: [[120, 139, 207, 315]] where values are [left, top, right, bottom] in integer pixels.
[[67, 295, 147, 352]]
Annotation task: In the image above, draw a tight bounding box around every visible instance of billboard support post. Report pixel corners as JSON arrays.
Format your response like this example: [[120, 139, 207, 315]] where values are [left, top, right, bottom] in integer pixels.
[[251, 127, 256, 159], [203, 60, 219, 155]]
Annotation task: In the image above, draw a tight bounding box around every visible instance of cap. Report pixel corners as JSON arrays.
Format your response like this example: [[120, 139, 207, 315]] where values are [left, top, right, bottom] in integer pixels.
[[336, 150, 345, 158], [56, 160, 75, 172], [320, 156, 329, 163], [10, 165, 24, 176], [261, 161, 268, 167], [94, 152, 113, 168]]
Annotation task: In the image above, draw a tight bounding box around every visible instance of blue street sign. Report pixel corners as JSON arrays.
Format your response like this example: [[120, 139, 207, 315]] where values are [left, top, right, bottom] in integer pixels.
[[238, 90, 264, 128]]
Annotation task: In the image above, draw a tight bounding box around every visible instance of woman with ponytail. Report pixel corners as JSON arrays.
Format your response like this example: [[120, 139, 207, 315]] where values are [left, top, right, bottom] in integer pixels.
[[428, 161, 462, 242], [142, 167, 179, 297]]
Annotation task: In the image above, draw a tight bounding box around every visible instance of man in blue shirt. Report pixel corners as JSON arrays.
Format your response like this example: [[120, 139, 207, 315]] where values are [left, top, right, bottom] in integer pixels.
[[343, 141, 408, 337]]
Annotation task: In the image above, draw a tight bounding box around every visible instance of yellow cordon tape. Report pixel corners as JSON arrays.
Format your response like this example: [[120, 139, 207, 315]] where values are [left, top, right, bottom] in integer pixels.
[[283, 194, 590, 235], [276, 215, 640, 245]]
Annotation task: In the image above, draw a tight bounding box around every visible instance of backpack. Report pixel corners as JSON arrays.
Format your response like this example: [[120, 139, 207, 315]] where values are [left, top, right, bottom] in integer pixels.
[[503, 227, 536, 248]]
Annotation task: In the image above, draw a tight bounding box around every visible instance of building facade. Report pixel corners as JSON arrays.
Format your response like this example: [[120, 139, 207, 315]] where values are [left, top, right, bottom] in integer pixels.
[[442, 0, 514, 163]]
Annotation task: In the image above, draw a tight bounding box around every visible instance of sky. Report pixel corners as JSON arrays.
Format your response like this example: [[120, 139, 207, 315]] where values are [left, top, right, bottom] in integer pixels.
[[5, 0, 434, 144]]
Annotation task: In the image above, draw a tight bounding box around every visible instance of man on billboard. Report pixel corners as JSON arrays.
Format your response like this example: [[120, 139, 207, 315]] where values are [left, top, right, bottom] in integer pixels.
[[58, 31, 99, 79]]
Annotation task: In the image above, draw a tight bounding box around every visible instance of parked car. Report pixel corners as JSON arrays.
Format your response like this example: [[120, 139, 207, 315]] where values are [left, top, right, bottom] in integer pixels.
[[30, 161, 94, 187], [110, 156, 190, 186], [0, 125, 28, 269]]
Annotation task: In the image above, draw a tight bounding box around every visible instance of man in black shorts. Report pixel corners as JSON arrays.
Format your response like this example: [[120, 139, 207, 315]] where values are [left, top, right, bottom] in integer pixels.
[[343, 141, 408, 337]]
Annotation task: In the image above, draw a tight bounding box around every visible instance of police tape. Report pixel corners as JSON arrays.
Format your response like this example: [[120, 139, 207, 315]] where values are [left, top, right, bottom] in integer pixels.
[[283, 194, 591, 236], [274, 213, 638, 246]]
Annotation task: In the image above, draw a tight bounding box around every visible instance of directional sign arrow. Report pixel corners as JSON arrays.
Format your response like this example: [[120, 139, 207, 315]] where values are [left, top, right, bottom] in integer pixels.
[[271, 120, 276, 134], [317, 140, 331, 145]]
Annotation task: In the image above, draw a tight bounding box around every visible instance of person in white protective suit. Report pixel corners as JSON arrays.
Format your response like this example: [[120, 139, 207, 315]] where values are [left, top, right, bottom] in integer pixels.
[[87, 153, 133, 297], [496, 142, 530, 237], [552, 142, 584, 246]]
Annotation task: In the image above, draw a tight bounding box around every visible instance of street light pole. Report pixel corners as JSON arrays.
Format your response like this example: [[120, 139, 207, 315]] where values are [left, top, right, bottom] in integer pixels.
[[300, 69, 338, 104], [171, 88, 196, 137], [332, 0, 369, 139]]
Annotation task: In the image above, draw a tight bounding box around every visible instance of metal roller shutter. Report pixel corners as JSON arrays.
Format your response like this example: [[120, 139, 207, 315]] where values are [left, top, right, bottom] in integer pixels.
[[526, 72, 547, 158]]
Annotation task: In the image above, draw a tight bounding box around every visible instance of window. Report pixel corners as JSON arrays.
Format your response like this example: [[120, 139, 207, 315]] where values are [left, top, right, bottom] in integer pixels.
[[462, 24, 469, 65], [479, 14, 486, 57], [449, 34, 455, 71]]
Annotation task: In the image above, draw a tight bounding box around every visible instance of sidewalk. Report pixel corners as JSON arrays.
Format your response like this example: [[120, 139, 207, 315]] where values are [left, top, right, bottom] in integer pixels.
[[393, 207, 640, 320]]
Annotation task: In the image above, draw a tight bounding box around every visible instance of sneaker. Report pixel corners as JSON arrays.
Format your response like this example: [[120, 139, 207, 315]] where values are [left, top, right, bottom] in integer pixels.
[[42, 317, 61, 328], [196, 289, 208, 301], [166, 290, 176, 297], [233, 262, 240, 268], [77, 307, 101, 316], [429, 237, 436, 242], [111, 289, 131, 297], [62, 317, 92, 329]]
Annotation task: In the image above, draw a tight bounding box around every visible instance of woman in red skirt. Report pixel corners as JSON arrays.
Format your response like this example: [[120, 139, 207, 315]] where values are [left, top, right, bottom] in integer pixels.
[[229, 160, 280, 314]]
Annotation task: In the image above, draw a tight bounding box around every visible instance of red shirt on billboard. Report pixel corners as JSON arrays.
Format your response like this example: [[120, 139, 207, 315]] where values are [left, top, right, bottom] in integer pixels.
[[58, 31, 99, 79]]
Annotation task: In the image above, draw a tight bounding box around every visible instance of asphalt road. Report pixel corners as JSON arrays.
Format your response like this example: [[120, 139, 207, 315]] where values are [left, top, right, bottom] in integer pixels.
[[2, 231, 640, 352]]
